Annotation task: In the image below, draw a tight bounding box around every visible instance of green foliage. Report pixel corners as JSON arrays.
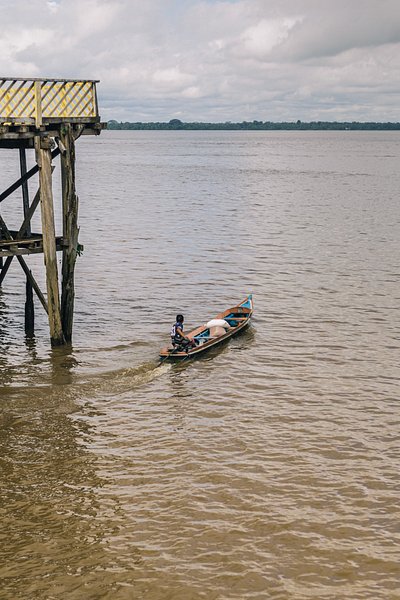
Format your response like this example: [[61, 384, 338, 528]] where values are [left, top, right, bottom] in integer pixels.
[[107, 120, 400, 131]]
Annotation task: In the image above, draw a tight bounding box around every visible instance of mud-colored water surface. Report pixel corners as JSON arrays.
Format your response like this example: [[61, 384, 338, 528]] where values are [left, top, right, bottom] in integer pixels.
[[0, 131, 399, 599]]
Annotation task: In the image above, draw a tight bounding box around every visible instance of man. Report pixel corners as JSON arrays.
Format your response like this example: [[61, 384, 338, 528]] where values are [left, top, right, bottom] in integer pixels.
[[170, 314, 196, 352]]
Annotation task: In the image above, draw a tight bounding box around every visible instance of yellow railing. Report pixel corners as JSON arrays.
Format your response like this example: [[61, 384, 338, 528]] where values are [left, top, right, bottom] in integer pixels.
[[0, 78, 99, 126]]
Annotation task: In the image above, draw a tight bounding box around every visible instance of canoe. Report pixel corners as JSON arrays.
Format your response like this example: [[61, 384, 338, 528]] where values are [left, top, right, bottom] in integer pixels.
[[159, 294, 253, 360]]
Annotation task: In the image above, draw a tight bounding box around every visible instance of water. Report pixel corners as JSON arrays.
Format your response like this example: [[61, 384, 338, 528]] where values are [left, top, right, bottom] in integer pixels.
[[0, 131, 399, 599]]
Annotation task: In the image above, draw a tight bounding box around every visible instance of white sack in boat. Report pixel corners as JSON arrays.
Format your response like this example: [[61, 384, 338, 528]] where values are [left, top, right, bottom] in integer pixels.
[[210, 326, 227, 337], [206, 319, 230, 329]]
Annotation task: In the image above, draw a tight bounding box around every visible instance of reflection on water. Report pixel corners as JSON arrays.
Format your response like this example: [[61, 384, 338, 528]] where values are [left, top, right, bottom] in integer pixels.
[[0, 131, 399, 599], [0, 388, 114, 599]]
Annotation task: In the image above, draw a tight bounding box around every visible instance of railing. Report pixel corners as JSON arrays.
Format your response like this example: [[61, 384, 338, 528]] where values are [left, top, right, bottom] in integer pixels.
[[0, 78, 99, 126]]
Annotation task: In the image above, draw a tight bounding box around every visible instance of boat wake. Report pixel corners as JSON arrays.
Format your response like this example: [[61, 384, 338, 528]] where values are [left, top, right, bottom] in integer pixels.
[[78, 361, 173, 400], [1, 361, 173, 407]]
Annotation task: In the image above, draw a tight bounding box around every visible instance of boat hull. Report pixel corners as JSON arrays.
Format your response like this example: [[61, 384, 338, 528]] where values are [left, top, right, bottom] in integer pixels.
[[159, 295, 253, 360]]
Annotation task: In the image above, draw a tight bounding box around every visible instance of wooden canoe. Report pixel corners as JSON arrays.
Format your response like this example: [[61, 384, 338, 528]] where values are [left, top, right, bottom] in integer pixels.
[[159, 294, 253, 360]]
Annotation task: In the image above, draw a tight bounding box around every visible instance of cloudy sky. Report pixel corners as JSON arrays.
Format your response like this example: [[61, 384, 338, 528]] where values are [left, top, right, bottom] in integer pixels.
[[1, 0, 399, 122]]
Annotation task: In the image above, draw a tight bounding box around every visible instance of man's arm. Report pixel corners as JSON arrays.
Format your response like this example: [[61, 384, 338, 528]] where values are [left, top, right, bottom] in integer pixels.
[[176, 326, 186, 338]]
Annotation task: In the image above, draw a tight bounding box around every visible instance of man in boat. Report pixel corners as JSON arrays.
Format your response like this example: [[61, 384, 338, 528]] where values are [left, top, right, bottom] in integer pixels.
[[171, 314, 196, 352]]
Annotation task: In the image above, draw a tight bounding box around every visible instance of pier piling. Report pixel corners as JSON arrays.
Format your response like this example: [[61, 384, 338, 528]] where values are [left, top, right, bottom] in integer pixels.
[[19, 146, 34, 336]]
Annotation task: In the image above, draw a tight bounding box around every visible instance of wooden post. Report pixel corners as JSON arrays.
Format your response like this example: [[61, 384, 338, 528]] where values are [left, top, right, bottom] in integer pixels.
[[35, 135, 65, 346], [34, 81, 42, 128], [19, 147, 34, 336], [60, 124, 79, 343], [0, 256, 11, 286], [0, 206, 2, 269], [25, 279, 34, 334]]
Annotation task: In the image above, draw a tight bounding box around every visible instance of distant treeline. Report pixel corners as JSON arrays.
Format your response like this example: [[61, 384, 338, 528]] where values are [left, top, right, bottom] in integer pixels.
[[107, 119, 400, 131]]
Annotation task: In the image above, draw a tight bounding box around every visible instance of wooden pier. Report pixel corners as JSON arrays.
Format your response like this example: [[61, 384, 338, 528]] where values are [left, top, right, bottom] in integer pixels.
[[0, 77, 102, 345]]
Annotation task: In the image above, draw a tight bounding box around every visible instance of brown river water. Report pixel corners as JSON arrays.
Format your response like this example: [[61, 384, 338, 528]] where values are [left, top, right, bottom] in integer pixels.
[[0, 131, 399, 599]]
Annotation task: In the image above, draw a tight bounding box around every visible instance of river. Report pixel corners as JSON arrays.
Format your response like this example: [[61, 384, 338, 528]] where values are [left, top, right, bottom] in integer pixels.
[[0, 130, 399, 599]]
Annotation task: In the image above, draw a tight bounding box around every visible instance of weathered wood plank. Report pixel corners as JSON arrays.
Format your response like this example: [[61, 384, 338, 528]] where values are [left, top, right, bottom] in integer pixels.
[[2, 231, 64, 244], [0, 236, 42, 247], [0, 236, 64, 252], [19, 146, 34, 336], [19, 148, 31, 230], [0, 245, 63, 257], [60, 123, 78, 343], [1, 77, 99, 82], [34, 81, 42, 127], [25, 278, 34, 336], [35, 135, 64, 345]]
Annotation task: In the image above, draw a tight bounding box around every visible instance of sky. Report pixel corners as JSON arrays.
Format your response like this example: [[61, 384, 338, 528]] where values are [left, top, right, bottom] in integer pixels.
[[1, 0, 400, 122]]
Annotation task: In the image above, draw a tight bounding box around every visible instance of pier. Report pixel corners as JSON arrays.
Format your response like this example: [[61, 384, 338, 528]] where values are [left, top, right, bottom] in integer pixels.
[[0, 77, 102, 345]]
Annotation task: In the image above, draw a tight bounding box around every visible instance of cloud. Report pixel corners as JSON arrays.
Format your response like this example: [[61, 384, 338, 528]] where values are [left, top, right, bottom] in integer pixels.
[[237, 17, 303, 59], [0, 0, 399, 121], [272, 0, 400, 61]]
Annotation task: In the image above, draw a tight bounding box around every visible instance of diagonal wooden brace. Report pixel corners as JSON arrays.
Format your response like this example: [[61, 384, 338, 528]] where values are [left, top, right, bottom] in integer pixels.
[[0, 186, 40, 282], [0, 213, 48, 312], [0, 147, 60, 204]]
